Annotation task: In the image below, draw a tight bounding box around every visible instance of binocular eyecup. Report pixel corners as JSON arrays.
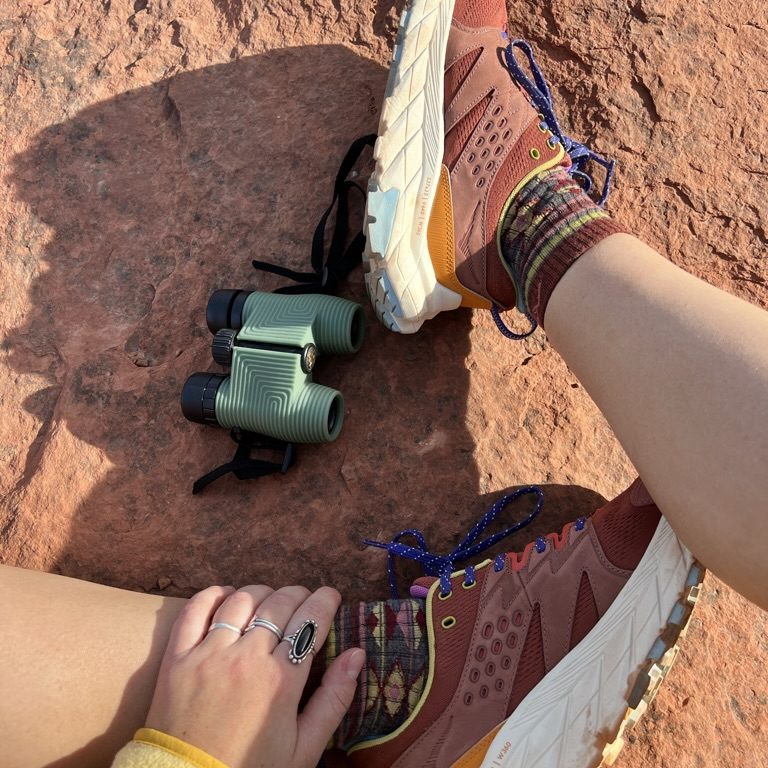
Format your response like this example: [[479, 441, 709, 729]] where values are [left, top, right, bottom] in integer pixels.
[[206, 289, 252, 335], [180, 372, 227, 425]]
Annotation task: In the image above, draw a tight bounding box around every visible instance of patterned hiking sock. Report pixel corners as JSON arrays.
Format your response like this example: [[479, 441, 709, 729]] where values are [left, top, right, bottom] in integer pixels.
[[321, 599, 428, 749], [499, 166, 625, 327]]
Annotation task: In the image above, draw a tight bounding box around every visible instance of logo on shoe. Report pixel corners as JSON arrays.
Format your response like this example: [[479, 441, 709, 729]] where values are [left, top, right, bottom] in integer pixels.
[[415, 175, 433, 236], [488, 740, 513, 766]]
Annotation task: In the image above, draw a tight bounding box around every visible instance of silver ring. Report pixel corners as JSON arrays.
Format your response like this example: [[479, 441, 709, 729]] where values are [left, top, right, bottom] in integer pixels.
[[280, 619, 318, 664], [244, 617, 283, 642], [207, 621, 242, 637]]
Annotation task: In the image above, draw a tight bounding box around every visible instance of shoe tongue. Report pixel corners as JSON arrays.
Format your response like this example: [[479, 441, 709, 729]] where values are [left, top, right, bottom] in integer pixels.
[[409, 576, 436, 599]]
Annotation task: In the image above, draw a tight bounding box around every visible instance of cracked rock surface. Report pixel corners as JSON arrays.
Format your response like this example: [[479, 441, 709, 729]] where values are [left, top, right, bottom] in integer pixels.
[[0, 1, 766, 766]]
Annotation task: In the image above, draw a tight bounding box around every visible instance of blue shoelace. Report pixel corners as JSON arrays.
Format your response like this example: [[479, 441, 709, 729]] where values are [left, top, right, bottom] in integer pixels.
[[492, 37, 617, 341], [504, 37, 616, 207], [364, 486, 545, 599]]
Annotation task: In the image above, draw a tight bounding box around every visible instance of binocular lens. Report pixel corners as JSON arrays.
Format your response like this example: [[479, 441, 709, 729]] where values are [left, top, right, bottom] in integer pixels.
[[327, 394, 342, 436], [349, 305, 365, 352]]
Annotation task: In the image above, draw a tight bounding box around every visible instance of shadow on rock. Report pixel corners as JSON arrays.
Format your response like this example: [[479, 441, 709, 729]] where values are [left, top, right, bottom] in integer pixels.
[[5, 43, 483, 604]]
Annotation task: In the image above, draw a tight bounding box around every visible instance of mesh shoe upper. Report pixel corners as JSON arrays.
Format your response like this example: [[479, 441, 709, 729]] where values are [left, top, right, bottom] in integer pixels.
[[428, 0, 568, 311], [348, 479, 661, 768]]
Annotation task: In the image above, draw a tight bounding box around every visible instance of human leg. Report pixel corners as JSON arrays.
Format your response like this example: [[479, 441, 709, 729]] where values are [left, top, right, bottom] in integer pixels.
[[543, 234, 768, 607], [0, 564, 185, 768], [364, 0, 768, 607], [0, 563, 429, 765]]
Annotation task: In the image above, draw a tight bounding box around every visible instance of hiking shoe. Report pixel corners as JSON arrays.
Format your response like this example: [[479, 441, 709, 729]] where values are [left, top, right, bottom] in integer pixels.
[[351, 480, 704, 768], [363, 0, 567, 332]]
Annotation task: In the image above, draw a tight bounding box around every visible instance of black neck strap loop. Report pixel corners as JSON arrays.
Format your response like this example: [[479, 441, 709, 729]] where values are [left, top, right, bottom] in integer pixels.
[[252, 133, 376, 294], [192, 430, 295, 494]]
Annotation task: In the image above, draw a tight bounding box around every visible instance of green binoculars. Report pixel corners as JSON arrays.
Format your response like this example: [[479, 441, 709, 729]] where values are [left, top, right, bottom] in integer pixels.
[[181, 290, 365, 442]]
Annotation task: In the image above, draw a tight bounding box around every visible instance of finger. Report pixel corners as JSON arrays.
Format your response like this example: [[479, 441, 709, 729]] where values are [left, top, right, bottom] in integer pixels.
[[204, 585, 274, 650], [165, 585, 235, 659], [295, 648, 365, 763], [273, 587, 341, 682], [241, 585, 311, 653]]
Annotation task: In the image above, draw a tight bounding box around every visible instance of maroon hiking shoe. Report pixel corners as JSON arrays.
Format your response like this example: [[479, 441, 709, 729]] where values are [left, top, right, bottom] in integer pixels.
[[351, 480, 703, 768], [363, 0, 569, 333]]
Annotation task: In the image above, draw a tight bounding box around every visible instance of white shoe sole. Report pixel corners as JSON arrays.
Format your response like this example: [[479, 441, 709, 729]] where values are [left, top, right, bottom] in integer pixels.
[[478, 518, 704, 768], [364, 0, 461, 333]]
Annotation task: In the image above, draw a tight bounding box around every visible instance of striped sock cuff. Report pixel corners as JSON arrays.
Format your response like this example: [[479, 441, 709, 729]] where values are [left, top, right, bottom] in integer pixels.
[[527, 214, 625, 323], [500, 168, 625, 327]]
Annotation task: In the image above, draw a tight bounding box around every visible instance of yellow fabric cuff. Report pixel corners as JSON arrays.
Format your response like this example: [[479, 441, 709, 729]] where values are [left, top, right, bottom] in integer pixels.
[[111, 728, 230, 768]]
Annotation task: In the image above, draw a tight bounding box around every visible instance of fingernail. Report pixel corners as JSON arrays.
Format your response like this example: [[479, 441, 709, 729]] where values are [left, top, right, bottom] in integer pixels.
[[345, 648, 365, 680]]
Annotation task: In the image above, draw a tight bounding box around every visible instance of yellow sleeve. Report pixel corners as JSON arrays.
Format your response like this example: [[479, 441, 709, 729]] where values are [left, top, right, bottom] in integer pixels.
[[111, 728, 231, 768]]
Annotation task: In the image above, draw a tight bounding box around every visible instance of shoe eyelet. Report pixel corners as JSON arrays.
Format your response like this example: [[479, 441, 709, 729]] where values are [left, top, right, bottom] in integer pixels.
[[480, 148, 490, 159], [484, 121, 494, 131], [489, 133, 498, 144], [494, 145, 503, 156], [502, 129, 511, 140], [472, 165, 480, 176], [530, 147, 541, 160], [538, 122, 548, 133], [438, 589, 453, 601], [485, 161, 494, 172], [441, 615, 457, 629], [492, 105, 503, 116], [462, 579, 477, 590], [468, 152, 476, 162], [475, 137, 485, 147], [476, 178, 486, 189], [537, 112, 545, 121], [479, 685, 489, 698], [547, 137, 558, 150], [464, 692, 473, 705], [498, 117, 507, 128]]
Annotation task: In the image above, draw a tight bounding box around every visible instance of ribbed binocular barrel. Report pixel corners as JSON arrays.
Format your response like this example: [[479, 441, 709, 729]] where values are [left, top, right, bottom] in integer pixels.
[[205, 290, 365, 355], [181, 290, 365, 443]]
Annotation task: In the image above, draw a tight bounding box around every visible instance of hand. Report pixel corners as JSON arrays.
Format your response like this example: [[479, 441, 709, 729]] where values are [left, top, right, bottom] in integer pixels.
[[145, 584, 365, 768]]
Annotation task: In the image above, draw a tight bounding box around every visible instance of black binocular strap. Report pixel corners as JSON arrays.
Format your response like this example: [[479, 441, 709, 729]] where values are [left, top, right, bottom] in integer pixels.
[[192, 430, 295, 495], [195, 135, 374, 493], [252, 133, 377, 294]]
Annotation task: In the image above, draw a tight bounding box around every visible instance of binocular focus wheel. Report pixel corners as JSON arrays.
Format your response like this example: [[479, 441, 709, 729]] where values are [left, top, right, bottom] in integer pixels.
[[212, 328, 237, 366]]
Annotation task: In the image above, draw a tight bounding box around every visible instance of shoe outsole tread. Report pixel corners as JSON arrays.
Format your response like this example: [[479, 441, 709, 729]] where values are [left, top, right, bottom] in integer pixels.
[[364, 0, 461, 333], [476, 519, 704, 768]]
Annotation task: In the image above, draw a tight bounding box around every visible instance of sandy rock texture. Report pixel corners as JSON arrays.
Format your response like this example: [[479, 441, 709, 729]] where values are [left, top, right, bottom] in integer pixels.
[[0, 0, 766, 766]]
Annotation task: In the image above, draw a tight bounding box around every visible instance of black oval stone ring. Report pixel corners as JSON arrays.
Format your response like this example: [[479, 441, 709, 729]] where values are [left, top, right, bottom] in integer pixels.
[[281, 618, 318, 664]]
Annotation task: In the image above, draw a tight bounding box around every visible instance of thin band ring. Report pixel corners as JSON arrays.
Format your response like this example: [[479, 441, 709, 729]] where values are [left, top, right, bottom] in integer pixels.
[[244, 617, 284, 642], [207, 621, 243, 637]]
